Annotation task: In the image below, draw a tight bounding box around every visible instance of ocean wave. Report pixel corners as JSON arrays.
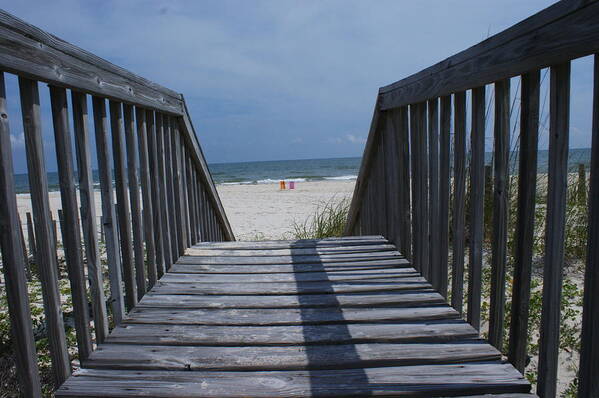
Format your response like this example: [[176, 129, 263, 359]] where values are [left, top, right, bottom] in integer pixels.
[[324, 175, 358, 181]]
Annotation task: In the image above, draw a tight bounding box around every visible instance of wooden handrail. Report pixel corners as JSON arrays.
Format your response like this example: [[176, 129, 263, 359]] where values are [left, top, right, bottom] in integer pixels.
[[346, 1, 599, 396], [0, 9, 235, 396]]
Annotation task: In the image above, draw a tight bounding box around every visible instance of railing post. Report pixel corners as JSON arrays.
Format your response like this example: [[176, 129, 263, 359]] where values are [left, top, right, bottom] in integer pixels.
[[451, 91, 467, 314], [508, 70, 540, 372], [537, 62, 571, 398], [578, 53, 599, 398], [136, 106, 158, 288], [49, 85, 93, 361], [124, 103, 147, 300], [92, 96, 125, 324], [438, 95, 451, 299], [71, 91, 109, 344], [428, 98, 440, 290], [467, 86, 486, 331], [19, 77, 71, 386], [0, 72, 42, 397], [109, 100, 137, 310]]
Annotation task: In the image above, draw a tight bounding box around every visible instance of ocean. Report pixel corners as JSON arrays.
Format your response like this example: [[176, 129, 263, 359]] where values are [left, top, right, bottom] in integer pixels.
[[12, 149, 592, 193]]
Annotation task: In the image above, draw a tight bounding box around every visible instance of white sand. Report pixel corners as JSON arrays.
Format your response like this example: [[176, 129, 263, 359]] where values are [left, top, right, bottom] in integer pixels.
[[15, 180, 356, 243], [216, 180, 355, 241]]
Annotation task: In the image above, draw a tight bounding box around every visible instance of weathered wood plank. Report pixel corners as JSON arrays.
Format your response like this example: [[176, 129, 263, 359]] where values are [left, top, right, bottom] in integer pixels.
[[578, 53, 599, 398], [56, 363, 530, 397], [150, 279, 431, 295], [146, 110, 166, 277], [537, 62, 570, 398], [467, 86, 486, 331], [169, 261, 405, 274], [178, 251, 402, 265], [109, 100, 137, 310], [124, 104, 146, 300], [163, 116, 179, 263], [169, 118, 184, 256], [19, 77, 71, 385], [124, 306, 459, 326], [84, 342, 500, 371], [156, 113, 173, 270], [489, 79, 510, 350], [428, 98, 440, 291], [92, 96, 125, 323], [135, 106, 158, 288], [0, 72, 41, 397], [508, 71, 540, 373], [72, 91, 108, 344], [378, 0, 599, 109], [49, 85, 92, 361], [451, 91, 467, 314], [138, 290, 442, 309], [159, 267, 418, 283], [438, 95, 451, 299], [106, 322, 478, 346], [186, 244, 396, 257]]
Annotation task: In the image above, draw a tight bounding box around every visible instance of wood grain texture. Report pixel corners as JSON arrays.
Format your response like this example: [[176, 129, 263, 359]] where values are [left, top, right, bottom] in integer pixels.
[[467, 86, 486, 331], [109, 100, 137, 310], [438, 95, 451, 299], [57, 364, 530, 397], [72, 91, 108, 344], [378, 0, 599, 109], [578, 53, 599, 398], [0, 72, 41, 397], [49, 86, 92, 361], [92, 96, 125, 323], [428, 98, 440, 290], [135, 106, 158, 288], [537, 62, 570, 398], [508, 72, 540, 372], [156, 113, 173, 270], [124, 104, 146, 300], [451, 91, 467, 314], [19, 77, 71, 386], [146, 110, 166, 278]]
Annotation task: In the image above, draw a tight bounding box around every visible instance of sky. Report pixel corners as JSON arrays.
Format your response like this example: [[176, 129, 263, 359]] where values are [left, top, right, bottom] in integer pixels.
[[1, 0, 594, 174]]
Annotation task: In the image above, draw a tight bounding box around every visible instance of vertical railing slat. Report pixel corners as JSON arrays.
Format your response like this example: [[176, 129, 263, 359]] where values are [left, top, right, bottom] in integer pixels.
[[409, 103, 422, 273], [382, 111, 400, 247], [110, 101, 137, 309], [72, 91, 109, 344], [163, 116, 179, 261], [451, 91, 467, 314], [146, 110, 166, 277], [124, 104, 147, 300], [19, 77, 71, 385], [537, 62, 571, 398], [428, 98, 440, 290], [395, 107, 411, 259], [92, 96, 125, 323], [578, 53, 599, 398], [0, 72, 42, 397], [186, 155, 197, 245], [508, 71, 540, 372], [438, 95, 451, 299], [467, 86, 486, 331], [489, 79, 511, 349], [49, 86, 93, 361], [171, 121, 186, 255], [156, 113, 174, 269], [136, 107, 158, 288]]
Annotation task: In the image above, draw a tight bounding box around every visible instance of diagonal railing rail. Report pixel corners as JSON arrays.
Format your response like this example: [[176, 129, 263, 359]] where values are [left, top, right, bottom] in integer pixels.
[[346, 1, 599, 397], [0, 9, 233, 397]]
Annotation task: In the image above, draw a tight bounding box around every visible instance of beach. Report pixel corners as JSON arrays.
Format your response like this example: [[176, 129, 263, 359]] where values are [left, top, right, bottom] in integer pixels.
[[15, 180, 356, 243], [216, 180, 354, 240]]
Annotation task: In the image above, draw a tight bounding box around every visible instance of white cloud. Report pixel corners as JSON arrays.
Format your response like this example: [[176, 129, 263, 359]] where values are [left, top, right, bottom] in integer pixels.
[[10, 132, 25, 148], [346, 134, 366, 144]]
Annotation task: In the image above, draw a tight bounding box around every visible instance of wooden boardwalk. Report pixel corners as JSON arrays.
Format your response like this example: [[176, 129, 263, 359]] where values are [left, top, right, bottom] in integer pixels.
[[56, 236, 532, 397]]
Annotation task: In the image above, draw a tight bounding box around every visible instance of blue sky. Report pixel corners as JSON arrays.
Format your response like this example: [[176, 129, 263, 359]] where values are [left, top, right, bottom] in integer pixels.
[[1, 0, 594, 174]]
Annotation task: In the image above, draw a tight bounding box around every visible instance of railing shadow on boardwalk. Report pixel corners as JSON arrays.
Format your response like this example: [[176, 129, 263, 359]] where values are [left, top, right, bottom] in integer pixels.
[[289, 242, 373, 396]]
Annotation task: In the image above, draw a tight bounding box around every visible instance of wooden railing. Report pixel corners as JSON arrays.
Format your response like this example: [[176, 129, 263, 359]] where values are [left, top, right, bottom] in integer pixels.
[[345, 1, 599, 397], [0, 9, 234, 397]]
